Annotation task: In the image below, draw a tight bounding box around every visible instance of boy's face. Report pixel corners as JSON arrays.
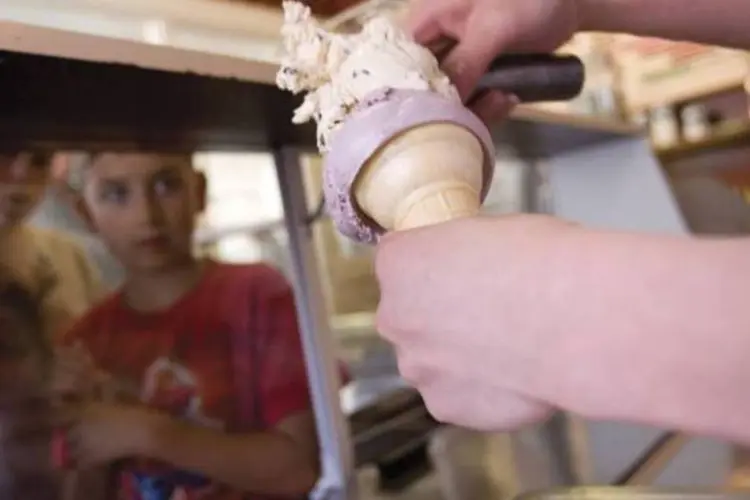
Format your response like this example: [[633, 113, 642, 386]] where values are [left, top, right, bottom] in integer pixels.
[[0, 153, 51, 229], [81, 153, 205, 273]]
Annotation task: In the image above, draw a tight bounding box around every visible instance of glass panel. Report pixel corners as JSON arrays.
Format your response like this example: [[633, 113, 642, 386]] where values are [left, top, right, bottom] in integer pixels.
[[0, 147, 539, 500], [1, 151, 333, 499]]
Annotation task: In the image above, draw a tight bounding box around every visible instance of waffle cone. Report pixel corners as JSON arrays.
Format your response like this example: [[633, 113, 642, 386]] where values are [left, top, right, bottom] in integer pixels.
[[354, 122, 485, 232]]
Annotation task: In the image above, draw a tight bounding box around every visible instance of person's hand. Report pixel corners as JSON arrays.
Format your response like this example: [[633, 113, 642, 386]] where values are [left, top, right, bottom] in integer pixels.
[[0, 388, 60, 482], [52, 342, 99, 401], [407, 0, 583, 121], [52, 343, 133, 403], [374, 215, 578, 430], [64, 402, 163, 467]]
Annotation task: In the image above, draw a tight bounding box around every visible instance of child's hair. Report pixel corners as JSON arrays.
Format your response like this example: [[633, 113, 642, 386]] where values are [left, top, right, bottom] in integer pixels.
[[26, 152, 53, 169], [0, 151, 53, 169], [0, 273, 51, 371]]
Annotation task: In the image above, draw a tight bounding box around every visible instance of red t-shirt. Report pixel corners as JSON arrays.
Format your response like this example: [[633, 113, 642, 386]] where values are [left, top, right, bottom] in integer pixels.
[[63, 261, 315, 500]]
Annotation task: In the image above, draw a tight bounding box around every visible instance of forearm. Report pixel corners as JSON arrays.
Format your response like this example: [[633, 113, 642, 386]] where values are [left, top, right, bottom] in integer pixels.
[[578, 0, 750, 49], [141, 416, 319, 496], [543, 229, 750, 443]]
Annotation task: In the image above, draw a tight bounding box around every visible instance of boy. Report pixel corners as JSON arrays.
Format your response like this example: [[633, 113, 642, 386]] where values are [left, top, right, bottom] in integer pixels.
[[0, 152, 103, 336], [60, 153, 320, 500], [0, 272, 61, 499]]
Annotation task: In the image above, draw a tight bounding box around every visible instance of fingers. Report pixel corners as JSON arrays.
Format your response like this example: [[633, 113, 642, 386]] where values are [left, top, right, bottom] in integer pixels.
[[51, 345, 99, 400], [442, 9, 521, 100], [0, 403, 74, 475], [418, 376, 553, 431], [400, 351, 554, 430], [4, 399, 78, 453], [61, 425, 83, 468], [51, 427, 75, 470], [52, 403, 90, 470], [381, 319, 554, 431], [408, 0, 526, 103], [406, 0, 443, 46], [56, 342, 93, 369], [0, 389, 85, 474], [469, 90, 519, 123], [53, 346, 91, 381], [50, 368, 86, 399], [406, 0, 457, 45]]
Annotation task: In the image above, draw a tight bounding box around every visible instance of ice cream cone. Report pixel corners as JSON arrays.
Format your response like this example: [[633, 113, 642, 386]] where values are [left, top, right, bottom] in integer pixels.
[[353, 123, 484, 232]]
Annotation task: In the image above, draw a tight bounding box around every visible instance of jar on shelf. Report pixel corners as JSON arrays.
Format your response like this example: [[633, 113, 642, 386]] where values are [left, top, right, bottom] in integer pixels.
[[681, 104, 710, 142], [649, 105, 679, 147]]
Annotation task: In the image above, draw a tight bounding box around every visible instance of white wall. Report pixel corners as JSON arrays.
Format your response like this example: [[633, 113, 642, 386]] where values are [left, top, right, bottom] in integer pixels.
[[194, 152, 285, 264]]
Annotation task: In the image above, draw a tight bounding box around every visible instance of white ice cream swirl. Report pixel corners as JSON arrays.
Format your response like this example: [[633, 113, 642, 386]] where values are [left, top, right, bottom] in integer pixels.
[[276, 1, 460, 152]]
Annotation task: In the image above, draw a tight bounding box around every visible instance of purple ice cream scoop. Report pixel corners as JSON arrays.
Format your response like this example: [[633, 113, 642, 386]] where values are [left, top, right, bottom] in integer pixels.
[[323, 88, 496, 245]]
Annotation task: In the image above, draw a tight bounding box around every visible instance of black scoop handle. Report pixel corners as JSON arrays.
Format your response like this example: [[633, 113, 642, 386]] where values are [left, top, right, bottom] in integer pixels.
[[429, 38, 586, 104], [475, 53, 585, 103]]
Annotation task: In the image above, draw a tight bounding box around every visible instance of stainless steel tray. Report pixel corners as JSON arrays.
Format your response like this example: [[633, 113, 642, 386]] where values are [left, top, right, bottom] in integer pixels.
[[516, 487, 750, 500]]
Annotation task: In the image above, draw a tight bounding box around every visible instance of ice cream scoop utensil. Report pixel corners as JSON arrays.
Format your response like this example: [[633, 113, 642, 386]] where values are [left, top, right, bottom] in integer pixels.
[[429, 37, 585, 103]]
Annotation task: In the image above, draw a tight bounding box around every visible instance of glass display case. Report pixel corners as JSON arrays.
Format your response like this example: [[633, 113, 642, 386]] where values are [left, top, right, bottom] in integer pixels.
[[0, 1, 736, 499]]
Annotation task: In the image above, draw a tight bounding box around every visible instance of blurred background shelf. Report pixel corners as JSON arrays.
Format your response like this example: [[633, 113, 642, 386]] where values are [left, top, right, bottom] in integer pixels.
[[656, 122, 750, 163], [512, 106, 640, 135]]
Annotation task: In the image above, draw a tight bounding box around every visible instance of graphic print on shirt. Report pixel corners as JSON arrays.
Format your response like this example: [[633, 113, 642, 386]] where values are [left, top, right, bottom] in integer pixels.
[[123, 356, 223, 500]]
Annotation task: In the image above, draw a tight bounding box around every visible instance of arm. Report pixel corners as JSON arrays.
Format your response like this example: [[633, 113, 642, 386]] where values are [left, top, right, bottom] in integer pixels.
[[533, 227, 750, 443], [139, 412, 318, 496], [374, 216, 750, 439], [579, 0, 750, 49]]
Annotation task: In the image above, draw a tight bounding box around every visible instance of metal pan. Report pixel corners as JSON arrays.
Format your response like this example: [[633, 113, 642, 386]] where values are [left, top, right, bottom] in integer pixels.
[[516, 487, 750, 500]]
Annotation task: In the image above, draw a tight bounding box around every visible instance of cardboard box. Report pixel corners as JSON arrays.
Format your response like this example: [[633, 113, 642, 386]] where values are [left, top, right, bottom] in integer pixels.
[[609, 35, 749, 112]]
